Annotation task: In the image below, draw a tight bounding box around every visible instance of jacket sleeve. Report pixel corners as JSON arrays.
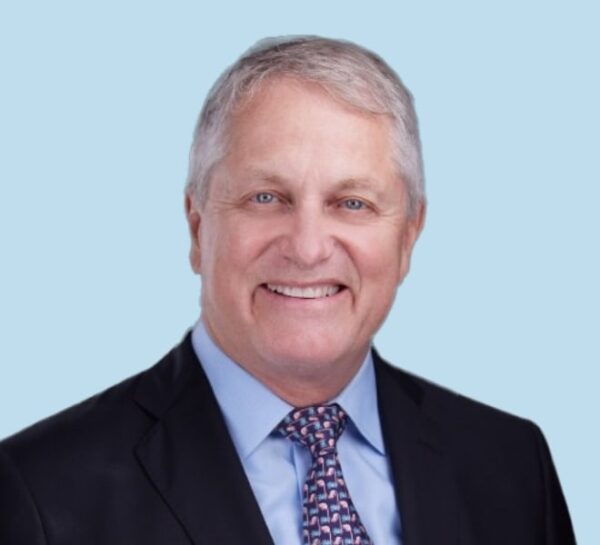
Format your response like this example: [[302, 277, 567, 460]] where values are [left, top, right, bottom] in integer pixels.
[[531, 425, 577, 544], [0, 445, 47, 545]]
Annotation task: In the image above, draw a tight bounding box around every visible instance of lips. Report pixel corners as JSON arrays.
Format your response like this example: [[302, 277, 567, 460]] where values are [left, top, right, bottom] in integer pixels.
[[265, 284, 342, 299]]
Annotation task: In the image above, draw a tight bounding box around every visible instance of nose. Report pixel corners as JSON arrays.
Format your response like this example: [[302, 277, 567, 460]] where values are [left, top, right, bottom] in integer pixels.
[[279, 204, 335, 268]]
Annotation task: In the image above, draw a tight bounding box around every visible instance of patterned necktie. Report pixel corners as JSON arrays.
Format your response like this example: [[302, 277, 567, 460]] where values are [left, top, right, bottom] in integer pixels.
[[277, 404, 374, 545]]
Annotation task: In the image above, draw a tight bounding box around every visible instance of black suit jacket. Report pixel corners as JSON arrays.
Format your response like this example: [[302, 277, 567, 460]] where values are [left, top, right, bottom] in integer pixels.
[[0, 334, 575, 544]]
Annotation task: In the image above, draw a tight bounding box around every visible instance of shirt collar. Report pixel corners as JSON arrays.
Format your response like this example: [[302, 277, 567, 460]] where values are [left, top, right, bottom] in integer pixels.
[[334, 347, 386, 456], [191, 319, 386, 459]]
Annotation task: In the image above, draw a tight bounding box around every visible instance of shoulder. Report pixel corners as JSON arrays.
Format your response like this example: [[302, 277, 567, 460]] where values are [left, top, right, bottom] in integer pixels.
[[373, 351, 576, 542], [0, 332, 199, 477], [0, 333, 207, 542], [373, 350, 545, 459]]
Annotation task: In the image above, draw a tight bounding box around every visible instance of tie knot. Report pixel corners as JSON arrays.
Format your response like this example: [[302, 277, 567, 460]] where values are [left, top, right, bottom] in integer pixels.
[[277, 404, 347, 457]]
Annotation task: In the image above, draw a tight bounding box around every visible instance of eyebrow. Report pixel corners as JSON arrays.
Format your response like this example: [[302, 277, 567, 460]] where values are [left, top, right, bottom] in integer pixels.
[[244, 168, 382, 195], [335, 178, 381, 193], [245, 169, 288, 187]]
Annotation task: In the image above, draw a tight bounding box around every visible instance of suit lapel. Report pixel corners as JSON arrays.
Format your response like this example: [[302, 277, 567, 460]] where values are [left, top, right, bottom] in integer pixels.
[[375, 352, 459, 545], [134, 335, 274, 545]]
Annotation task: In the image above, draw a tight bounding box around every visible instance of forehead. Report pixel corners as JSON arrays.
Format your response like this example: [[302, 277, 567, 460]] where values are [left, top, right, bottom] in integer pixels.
[[221, 77, 398, 184], [231, 75, 390, 132]]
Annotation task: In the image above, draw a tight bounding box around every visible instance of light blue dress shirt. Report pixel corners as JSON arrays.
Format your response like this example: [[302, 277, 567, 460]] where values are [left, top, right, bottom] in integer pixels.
[[191, 319, 402, 545]]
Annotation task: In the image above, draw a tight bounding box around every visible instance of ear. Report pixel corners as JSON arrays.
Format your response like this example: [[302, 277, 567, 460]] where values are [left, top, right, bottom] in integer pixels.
[[397, 200, 426, 284], [185, 191, 203, 274]]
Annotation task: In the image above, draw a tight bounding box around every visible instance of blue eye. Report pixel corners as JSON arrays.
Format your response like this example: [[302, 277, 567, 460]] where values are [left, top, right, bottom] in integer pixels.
[[343, 199, 365, 210], [253, 192, 275, 204]]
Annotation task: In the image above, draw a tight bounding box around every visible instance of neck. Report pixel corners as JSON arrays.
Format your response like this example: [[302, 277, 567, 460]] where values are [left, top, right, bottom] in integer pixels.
[[238, 351, 368, 407]]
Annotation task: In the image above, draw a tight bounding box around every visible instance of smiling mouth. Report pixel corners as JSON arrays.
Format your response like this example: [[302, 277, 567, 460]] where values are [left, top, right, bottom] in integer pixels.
[[265, 284, 343, 299]]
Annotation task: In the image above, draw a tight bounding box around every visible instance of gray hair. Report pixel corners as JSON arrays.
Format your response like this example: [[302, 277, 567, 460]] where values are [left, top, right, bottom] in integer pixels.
[[186, 35, 425, 217]]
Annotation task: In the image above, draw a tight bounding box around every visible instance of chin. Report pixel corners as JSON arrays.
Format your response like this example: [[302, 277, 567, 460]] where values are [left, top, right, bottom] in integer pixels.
[[257, 332, 364, 376]]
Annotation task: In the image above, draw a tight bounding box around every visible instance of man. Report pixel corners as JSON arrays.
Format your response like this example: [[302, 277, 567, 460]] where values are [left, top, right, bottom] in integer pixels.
[[0, 36, 575, 544]]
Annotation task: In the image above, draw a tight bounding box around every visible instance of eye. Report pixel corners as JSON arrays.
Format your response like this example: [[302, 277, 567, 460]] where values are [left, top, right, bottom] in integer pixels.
[[341, 198, 366, 211], [252, 192, 276, 204]]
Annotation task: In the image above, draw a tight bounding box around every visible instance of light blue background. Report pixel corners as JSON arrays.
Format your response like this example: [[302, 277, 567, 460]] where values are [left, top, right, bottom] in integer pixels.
[[1, 1, 597, 542]]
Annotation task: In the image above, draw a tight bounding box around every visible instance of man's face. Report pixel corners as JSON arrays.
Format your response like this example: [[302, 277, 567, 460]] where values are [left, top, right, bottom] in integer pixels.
[[187, 78, 423, 401]]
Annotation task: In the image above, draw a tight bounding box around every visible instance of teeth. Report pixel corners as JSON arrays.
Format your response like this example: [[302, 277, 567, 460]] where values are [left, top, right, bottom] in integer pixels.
[[266, 284, 341, 299]]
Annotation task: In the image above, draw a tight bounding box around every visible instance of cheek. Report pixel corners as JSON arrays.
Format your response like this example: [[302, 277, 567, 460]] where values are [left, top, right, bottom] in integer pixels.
[[202, 218, 248, 265], [352, 231, 403, 287], [203, 220, 273, 293]]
